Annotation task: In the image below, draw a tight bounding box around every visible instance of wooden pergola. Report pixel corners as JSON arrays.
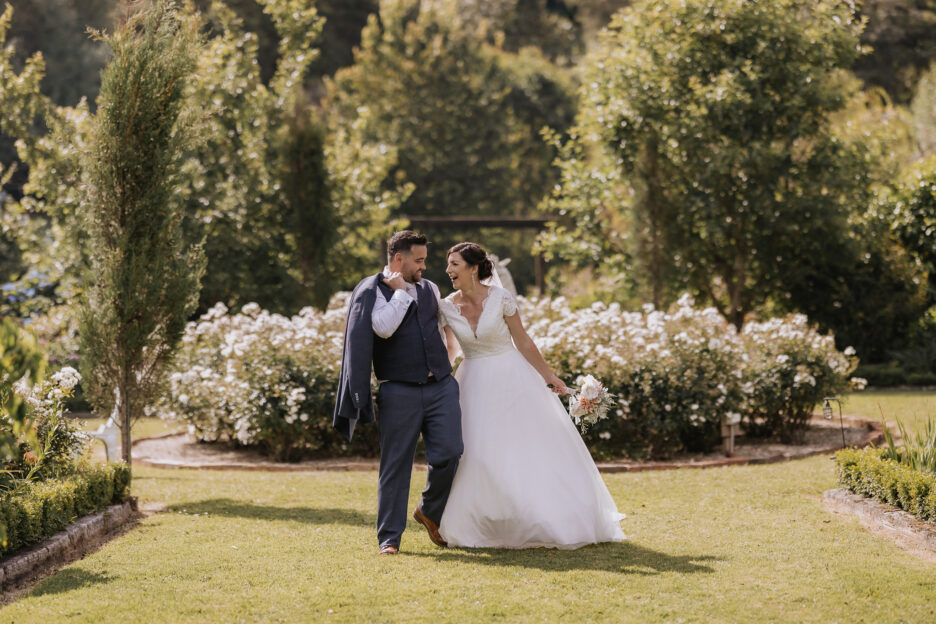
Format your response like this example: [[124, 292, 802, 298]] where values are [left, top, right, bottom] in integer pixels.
[[401, 215, 556, 294]]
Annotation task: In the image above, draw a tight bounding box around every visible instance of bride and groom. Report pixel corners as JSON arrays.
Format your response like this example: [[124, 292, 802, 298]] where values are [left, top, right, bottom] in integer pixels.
[[333, 230, 625, 555]]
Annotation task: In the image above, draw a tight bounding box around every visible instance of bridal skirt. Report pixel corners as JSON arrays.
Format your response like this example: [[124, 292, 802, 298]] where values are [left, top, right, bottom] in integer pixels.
[[438, 348, 626, 549]]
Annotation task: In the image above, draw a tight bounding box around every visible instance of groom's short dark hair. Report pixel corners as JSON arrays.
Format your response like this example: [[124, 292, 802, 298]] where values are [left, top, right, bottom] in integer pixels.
[[387, 230, 428, 259]]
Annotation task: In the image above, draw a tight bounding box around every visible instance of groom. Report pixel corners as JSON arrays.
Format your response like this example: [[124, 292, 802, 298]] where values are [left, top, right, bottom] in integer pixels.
[[333, 230, 463, 555]]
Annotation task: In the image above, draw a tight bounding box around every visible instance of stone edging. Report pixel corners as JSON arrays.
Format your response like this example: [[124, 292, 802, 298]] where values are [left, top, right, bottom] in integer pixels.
[[823, 488, 936, 563], [132, 416, 883, 473], [0, 500, 137, 590]]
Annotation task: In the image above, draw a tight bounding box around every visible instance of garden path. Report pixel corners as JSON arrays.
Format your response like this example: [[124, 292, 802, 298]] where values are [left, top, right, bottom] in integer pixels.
[[130, 416, 882, 472]]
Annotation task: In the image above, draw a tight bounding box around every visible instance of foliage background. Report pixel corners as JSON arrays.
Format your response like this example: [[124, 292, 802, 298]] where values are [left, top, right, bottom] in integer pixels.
[[3, 0, 936, 391]]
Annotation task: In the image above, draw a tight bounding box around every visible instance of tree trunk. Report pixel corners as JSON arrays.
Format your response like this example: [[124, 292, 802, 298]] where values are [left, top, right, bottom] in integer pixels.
[[728, 248, 747, 330], [120, 379, 132, 465], [643, 140, 665, 309]]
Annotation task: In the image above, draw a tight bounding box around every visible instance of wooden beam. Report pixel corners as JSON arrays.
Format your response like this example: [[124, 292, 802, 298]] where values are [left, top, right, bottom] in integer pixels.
[[402, 215, 555, 229]]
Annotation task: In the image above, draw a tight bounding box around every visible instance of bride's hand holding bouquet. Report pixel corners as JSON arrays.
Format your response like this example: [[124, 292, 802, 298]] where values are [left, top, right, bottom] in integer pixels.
[[545, 374, 569, 395]]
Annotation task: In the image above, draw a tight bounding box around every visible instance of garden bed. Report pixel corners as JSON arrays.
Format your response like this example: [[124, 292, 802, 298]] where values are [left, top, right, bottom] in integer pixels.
[[0, 500, 137, 601], [133, 415, 882, 472]]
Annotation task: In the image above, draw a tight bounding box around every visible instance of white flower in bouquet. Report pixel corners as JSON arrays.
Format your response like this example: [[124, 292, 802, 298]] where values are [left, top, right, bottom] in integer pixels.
[[580, 375, 602, 400], [568, 375, 616, 433]]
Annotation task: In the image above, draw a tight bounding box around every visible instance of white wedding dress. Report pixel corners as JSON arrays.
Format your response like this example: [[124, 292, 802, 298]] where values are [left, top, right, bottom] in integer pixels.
[[438, 286, 626, 549]]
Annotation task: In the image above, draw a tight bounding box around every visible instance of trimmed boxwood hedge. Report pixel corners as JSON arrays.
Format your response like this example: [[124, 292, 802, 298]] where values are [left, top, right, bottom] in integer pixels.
[[834, 447, 936, 522], [0, 462, 132, 557]]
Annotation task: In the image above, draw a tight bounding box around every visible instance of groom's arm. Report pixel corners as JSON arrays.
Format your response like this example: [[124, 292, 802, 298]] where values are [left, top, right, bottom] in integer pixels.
[[372, 287, 413, 338]]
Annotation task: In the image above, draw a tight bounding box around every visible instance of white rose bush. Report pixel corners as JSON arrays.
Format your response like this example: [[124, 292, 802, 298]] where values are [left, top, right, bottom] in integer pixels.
[[158, 293, 856, 460], [740, 316, 856, 442], [522, 294, 748, 458], [157, 294, 380, 461]]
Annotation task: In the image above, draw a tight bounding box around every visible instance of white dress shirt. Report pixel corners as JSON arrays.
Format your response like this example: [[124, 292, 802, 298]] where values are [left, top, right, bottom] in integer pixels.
[[372, 267, 446, 344]]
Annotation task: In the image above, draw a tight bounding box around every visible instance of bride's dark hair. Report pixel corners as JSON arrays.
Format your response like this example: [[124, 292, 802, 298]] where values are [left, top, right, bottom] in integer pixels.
[[447, 242, 494, 280]]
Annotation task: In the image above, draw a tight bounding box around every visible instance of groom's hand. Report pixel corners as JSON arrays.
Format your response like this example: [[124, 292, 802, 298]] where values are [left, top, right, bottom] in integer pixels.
[[383, 272, 407, 291]]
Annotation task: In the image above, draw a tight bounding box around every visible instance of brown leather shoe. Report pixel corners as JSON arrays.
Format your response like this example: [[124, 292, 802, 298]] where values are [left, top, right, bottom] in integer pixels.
[[378, 544, 399, 555], [413, 507, 448, 547]]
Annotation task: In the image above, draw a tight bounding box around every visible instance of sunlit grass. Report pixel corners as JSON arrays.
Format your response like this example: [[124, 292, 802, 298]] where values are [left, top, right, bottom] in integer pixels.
[[845, 390, 936, 435], [5, 395, 934, 622], [72, 416, 183, 440], [3, 459, 934, 623]]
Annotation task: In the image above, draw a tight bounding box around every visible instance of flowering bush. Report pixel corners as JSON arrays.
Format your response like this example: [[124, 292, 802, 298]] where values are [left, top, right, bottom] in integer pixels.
[[159, 293, 856, 460], [157, 295, 380, 460], [740, 316, 857, 441], [3, 367, 88, 488], [522, 294, 746, 458]]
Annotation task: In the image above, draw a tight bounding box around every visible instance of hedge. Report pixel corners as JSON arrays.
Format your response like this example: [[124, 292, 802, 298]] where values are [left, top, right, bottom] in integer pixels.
[[834, 447, 936, 522], [0, 462, 132, 557]]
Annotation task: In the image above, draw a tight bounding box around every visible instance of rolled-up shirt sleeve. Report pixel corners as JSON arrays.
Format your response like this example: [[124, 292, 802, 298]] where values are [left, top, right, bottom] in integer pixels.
[[372, 288, 414, 338]]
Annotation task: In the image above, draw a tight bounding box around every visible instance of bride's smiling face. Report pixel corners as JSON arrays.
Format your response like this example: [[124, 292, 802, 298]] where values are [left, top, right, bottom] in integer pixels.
[[446, 252, 476, 290]]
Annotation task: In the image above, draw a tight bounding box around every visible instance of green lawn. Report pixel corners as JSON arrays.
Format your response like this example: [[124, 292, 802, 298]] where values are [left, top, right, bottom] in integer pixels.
[[3, 396, 935, 622], [73, 416, 184, 440], [844, 390, 936, 434]]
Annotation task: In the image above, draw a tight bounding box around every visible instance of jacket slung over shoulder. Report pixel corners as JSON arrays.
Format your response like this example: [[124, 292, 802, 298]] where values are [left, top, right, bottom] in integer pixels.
[[332, 274, 381, 440]]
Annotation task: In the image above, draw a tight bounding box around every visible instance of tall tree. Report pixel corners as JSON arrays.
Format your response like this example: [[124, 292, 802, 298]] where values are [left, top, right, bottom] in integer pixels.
[[328, 0, 576, 289], [79, 0, 205, 464], [328, 0, 574, 220], [548, 0, 869, 327], [1, 0, 114, 199]]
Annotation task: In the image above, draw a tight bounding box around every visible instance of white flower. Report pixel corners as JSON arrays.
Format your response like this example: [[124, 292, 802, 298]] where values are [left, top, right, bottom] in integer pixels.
[[580, 375, 602, 400], [50, 366, 81, 390], [849, 377, 868, 391]]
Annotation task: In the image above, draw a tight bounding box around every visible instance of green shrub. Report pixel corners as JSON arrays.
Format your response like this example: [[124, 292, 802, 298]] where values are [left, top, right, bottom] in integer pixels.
[[853, 363, 908, 387], [37, 480, 76, 535], [852, 363, 936, 388], [0, 462, 131, 556], [926, 487, 936, 522], [834, 447, 936, 524]]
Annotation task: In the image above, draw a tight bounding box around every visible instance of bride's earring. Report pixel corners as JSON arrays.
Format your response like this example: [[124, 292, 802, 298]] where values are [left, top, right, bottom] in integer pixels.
[[472, 273, 477, 285]]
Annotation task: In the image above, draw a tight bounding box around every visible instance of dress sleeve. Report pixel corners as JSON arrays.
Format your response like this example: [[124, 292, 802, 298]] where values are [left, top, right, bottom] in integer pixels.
[[501, 288, 519, 317], [438, 299, 450, 327]]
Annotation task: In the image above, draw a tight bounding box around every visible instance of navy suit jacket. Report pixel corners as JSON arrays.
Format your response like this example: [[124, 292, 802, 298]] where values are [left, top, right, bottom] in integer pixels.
[[332, 274, 381, 440]]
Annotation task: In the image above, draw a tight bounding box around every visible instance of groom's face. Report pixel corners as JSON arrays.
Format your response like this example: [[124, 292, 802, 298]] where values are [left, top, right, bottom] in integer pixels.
[[394, 244, 428, 283]]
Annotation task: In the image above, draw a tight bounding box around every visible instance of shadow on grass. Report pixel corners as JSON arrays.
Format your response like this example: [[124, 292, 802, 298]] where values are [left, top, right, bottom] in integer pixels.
[[409, 541, 719, 575], [166, 498, 376, 526], [32, 569, 114, 596]]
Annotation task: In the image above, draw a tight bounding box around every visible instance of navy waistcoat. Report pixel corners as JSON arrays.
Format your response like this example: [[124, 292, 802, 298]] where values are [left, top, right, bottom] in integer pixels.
[[373, 279, 452, 383]]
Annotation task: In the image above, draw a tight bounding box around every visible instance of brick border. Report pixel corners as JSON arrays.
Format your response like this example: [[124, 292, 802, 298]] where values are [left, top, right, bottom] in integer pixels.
[[0, 500, 137, 591], [133, 416, 883, 473], [823, 488, 936, 563]]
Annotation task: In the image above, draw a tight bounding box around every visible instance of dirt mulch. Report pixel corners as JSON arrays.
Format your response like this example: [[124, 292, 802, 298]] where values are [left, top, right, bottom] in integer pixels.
[[132, 415, 883, 473]]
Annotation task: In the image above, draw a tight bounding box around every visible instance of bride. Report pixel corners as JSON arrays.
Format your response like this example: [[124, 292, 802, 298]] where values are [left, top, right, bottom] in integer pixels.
[[437, 241, 625, 549]]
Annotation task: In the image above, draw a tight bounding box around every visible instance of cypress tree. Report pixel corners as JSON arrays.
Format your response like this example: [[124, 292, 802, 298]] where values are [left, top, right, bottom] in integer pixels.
[[79, 0, 205, 464]]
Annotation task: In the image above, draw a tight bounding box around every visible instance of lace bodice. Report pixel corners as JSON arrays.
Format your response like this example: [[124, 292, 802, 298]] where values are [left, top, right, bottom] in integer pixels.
[[439, 286, 519, 360]]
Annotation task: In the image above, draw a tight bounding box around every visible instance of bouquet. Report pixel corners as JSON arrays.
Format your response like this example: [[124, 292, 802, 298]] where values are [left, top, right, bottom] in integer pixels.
[[568, 374, 616, 433]]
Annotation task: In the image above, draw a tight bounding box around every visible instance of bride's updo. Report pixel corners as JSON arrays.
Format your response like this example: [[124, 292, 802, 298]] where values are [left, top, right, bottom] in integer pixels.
[[447, 242, 494, 280]]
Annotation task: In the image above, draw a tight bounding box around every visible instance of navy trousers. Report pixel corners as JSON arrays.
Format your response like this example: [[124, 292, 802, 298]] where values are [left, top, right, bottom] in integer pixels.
[[376, 375, 463, 548]]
